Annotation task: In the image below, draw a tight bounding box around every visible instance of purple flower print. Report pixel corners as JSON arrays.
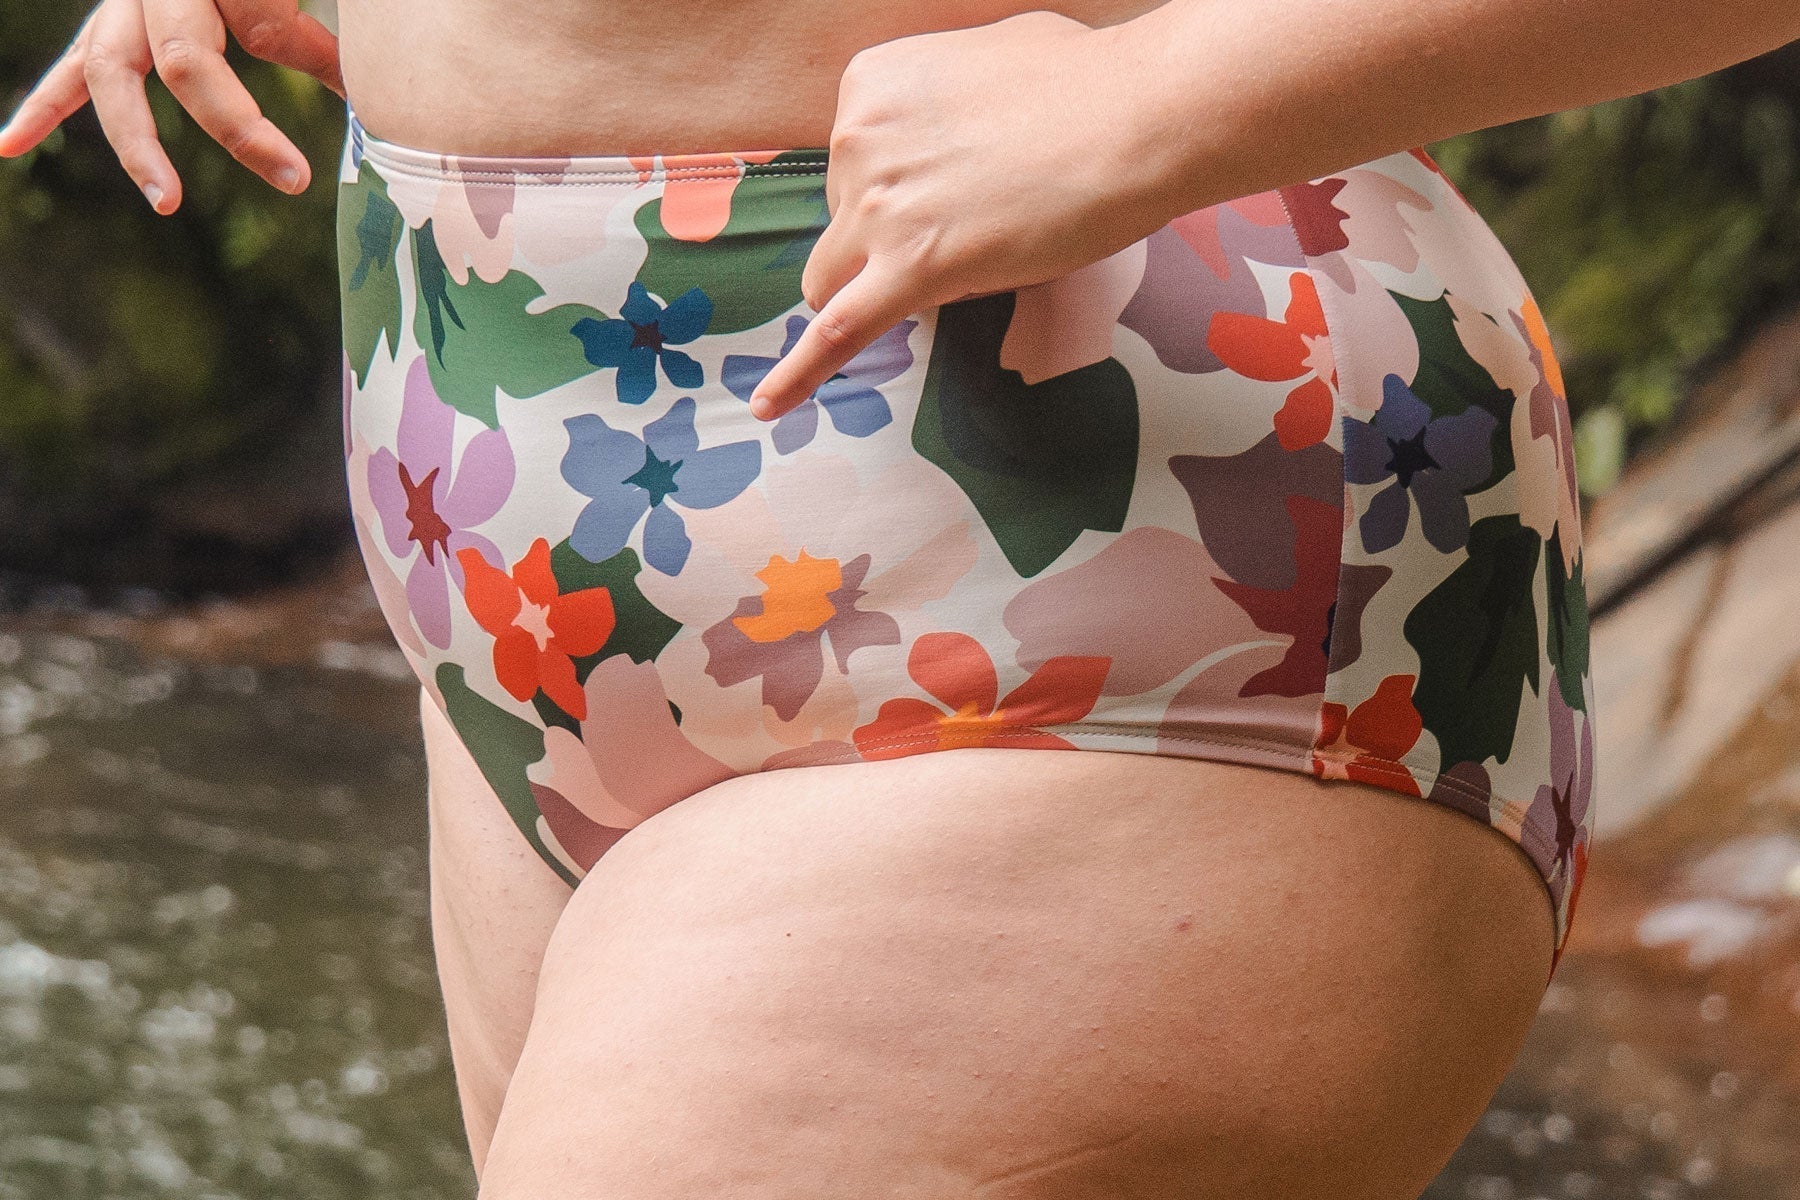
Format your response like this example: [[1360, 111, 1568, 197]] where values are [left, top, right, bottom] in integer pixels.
[[561, 395, 761, 575], [721, 314, 915, 454], [1344, 373, 1497, 554], [570, 281, 713, 405], [368, 355, 516, 648], [1523, 678, 1594, 891], [700, 551, 903, 722]]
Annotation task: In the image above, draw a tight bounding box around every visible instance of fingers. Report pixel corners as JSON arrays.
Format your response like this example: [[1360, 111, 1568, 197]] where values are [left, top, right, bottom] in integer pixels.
[[217, 0, 344, 99], [0, 10, 99, 158], [83, 0, 184, 212], [798, 215, 866, 319], [749, 256, 921, 420], [0, 0, 327, 209], [144, 0, 310, 194]]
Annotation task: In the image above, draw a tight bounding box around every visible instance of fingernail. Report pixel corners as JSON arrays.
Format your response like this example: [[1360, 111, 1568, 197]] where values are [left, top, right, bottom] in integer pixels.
[[143, 182, 164, 210], [749, 394, 775, 420], [277, 165, 301, 191]]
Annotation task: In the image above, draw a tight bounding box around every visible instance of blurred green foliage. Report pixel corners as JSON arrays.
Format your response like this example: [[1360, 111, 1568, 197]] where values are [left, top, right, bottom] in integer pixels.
[[0, 5, 1796, 589], [0, 1, 344, 592], [1432, 44, 1800, 492]]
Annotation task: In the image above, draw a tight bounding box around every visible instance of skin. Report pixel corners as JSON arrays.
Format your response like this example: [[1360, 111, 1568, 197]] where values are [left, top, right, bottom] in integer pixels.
[[6, 1, 1799, 1194], [2, 0, 1795, 398], [0, 0, 339, 208], [425, 695, 1556, 1197]]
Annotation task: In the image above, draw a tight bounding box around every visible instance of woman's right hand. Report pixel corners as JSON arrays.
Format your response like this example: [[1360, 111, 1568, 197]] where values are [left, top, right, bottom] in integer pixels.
[[0, 0, 343, 214]]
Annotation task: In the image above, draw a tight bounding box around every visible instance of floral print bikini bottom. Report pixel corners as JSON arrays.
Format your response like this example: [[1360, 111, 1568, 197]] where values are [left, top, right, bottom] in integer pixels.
[[336, 103, 1596, 980]]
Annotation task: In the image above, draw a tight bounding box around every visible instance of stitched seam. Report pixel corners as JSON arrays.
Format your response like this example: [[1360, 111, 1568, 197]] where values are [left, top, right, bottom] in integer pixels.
[[776, 724, 1552, 843], [775, 721, 1519, 817], [784, 727, 1312, 768], [840, 723, 1322, 762], [1267, 168, 1550, 866], [345, 104, 831, 186], [1273, 181, 1358, 771], [1511, 801, 1565, 867], [359, 154, 829, 186], [1296, 150, 1571, 912], [1274, 155, 1570, 953]]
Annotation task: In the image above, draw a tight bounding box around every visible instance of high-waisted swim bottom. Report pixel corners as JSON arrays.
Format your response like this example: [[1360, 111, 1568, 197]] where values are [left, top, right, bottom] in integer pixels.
[[336, 103, 1596, 980]]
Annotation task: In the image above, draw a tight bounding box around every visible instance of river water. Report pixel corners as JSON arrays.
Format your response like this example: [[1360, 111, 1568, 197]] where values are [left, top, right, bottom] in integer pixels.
[[0, 619, 472, 1199], [5, 575, 1800, 1199]]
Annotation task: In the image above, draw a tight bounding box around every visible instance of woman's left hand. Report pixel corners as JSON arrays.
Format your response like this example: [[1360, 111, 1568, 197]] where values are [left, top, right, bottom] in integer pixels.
[[748, 9, 1176, 420]]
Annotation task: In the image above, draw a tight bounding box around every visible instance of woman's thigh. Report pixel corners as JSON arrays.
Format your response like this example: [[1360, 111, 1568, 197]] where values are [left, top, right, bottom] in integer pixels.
[[420, 688, 573, 1173], [475, 745, 1554, 1200]]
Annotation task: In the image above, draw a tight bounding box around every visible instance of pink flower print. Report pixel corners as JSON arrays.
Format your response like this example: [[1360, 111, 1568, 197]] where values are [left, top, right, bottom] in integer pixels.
[[368, 355, 516, 648]]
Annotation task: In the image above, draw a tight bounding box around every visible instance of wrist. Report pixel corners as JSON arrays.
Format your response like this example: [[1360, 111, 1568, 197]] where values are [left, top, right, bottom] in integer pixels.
[[1084, 5, 1267, 227]]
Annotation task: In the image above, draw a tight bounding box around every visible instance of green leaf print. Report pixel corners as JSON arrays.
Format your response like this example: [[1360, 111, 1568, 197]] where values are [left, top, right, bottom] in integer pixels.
[[409, 220, 605, 427], [548, 540, 683, 672], [914, 291, 1138, 578], [1392, 290, 1517, 491], [521, 543, 684, 735], [1545, 526, 1590, 712], [436, 663, 575, 886], [336, 161, 404, 386], [1404, 514, 1544, 769], [632, 159, 831, 335]]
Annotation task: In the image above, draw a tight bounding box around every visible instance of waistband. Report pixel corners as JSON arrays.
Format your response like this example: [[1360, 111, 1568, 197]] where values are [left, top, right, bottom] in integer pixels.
[[345, 104, 830, 186]]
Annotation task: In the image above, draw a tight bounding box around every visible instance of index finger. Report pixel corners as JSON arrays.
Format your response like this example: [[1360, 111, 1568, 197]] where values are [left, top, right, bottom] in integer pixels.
[[143, 0, 310, 191], [749, 258, 921, 420], [0, 11, 100, 157]]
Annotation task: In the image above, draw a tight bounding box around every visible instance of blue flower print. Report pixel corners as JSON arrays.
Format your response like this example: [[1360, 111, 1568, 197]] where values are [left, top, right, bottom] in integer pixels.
[[1343, 373, 1497, 555], [570, 281, 714, 405], [562, 396, 761, 575], [721, 314, 915, 454]]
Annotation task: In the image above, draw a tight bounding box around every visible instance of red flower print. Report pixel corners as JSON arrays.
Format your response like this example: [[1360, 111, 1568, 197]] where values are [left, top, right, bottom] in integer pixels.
[[398, 463, 453, 563], [1212, 494, 1342, 699], [457, 539, 616, 720], [1278, 177, 1352, 256], [852, 632, 1110, 760], [1311, 673, 1425, 795], [1207, 271, 1337, 451]]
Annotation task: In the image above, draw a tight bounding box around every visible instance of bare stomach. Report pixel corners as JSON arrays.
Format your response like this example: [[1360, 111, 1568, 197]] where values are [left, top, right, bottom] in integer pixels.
[[335, 0, 1166, 155]]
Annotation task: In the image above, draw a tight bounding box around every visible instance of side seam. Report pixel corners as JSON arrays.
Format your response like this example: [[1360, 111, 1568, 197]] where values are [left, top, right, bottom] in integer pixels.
[[1273, 177, 1365, 780]]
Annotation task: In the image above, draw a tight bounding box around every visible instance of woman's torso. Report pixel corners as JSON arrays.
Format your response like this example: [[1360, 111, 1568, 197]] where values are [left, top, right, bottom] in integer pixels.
[[336, 0, 1167, 154]]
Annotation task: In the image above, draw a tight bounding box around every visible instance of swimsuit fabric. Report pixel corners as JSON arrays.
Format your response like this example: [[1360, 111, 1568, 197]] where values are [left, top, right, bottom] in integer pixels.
[[336, 105, 1596, 979]]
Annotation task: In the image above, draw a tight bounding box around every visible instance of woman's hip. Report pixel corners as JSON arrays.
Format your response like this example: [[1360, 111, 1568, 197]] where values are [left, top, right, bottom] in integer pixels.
[[335, 107, 1593, 973]]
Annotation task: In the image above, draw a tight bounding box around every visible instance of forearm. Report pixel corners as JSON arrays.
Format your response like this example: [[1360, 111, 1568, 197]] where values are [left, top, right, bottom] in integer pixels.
[[1107, 0, 1800, 216]]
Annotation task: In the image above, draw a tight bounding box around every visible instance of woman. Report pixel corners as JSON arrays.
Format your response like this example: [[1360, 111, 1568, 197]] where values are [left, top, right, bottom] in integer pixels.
[[4, 2, 1796, 1195]]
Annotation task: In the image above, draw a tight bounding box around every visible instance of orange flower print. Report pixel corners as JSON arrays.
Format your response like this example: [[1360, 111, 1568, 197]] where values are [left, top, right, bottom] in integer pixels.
[[852, 632, 1110, 760], [1207, 271, 1337, 451], [457, 539, 616, 720], [630, 150, 784, 243], [1311, 673, 1425, 795]]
